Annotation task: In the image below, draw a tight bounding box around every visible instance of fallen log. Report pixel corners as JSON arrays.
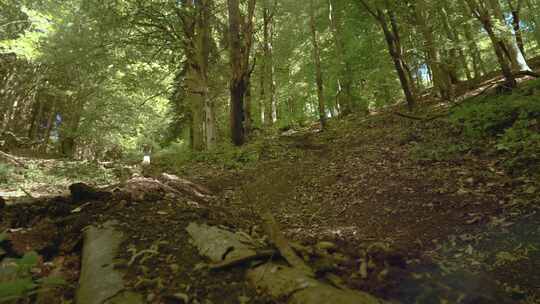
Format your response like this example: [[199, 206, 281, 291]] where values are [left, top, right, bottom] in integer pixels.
[[186, 222, 258, 263], [261, 211, 313, 276], [76, 221, 143, 304], [0, 150, 26, 168], [209, 249, 277, 270], [247, 263, 386, 304], [160, 173, 213, 201]]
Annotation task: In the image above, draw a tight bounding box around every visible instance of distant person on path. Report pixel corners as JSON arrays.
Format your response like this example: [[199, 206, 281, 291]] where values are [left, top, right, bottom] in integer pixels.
[[142, 144, 152, 165]]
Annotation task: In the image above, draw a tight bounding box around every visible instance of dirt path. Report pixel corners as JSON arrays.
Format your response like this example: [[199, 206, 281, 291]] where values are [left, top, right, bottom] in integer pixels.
[[198, 113, 540, 303], [1, 108, 538, 303]]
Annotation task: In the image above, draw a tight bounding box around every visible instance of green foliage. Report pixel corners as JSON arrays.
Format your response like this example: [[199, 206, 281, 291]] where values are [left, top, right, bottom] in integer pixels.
[[448, 81, 540, 172], [414, 80, 540, 174], [155, 136, 305, 171], [0, 278, 37, 302], [46, 161, 116, 185], [155, 141, 261, 170], [411, 141, 471, 162], [0, 251, 67, 302], [0, 163, 14, 184], [1, 159, 118, 192]]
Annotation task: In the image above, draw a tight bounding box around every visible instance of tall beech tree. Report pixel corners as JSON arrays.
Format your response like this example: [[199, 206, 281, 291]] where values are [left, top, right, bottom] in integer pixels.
[[310, 0, 327, 129], [359, 0, 416, 110], [227, 0, 256, 146]]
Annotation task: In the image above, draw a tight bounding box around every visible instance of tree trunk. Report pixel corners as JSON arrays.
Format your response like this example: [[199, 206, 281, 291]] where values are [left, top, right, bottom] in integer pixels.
[[244, 82, 253, 135], [465, 0, 517, 88], [227, 0, 256, 146], [511, 10, 526, 57], [414, 0, 454, 100], [488, 0, 531, 72], [328, 0, 354, 115], [374, 8, 415, 110], [484, 20, 518, 87], [259, 51, 266, 125], [262, 2, 277, 127], [183, 0, 216, 151], [310, 0, 327, 129]]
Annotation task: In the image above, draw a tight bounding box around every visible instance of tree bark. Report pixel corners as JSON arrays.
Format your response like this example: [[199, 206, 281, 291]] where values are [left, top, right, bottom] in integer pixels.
[[465, 0, 517, 88], [310, 0, 327, 129], [262, 1, 277, 127], [329, 0, 354, 115], [359, 0, 415, 110], [227, 0, 256, 146], [182, 0, 216, 151], [507, 0, 526, 57], [413, 0, 454, 100], [488, 0, 531, 72]]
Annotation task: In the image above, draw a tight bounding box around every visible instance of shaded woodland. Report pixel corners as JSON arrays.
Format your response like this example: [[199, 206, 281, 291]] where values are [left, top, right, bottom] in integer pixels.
[[1, 0, 540, 303]]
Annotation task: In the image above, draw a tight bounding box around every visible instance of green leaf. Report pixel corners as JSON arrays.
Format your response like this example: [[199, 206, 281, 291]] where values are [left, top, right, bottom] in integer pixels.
[[17, 251, 39, 270], [37, 276, 67, 287], [0, 278, 37, 301], [0, 231, 7, 243]]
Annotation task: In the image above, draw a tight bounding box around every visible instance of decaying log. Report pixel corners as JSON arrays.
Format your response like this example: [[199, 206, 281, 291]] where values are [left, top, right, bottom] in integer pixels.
[[120, 176, 182, 201], [186, 222, 258, 263], [209, 249, 277, 270], [247, 263, 386, 304], [76, 221, 143, 304], [160, 173, 213, 201], [261, 211, 314, 276], [0, 150, 26, 168]]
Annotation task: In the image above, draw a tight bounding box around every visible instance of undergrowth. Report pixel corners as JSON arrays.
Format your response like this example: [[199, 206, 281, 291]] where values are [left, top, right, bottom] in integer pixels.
[[154, 137, 304, 171], [0, 163, 14, 184], [0, 233, 66, 302], [412, 79, 540, 176], [0, 160, 117, 192]]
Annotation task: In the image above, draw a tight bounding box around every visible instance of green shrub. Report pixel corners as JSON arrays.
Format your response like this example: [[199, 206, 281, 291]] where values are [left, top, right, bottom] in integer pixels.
[[0, 163, 14, 184], [448, 81, 540, 172], [0, 251, 66, 302], [155, 140, 263, 170]]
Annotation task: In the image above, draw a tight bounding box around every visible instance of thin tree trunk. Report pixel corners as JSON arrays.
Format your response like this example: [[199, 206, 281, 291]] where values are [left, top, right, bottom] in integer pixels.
[[262, 1, 276, 127], [244, 82, 253, 135], [413, 0, 454, 100], [259, 51, 266, 125], [329, 0, 353, 115], [507, 0, 526, 57], [378, 9, 415, 109], [465, 0, 517, 88], [488, 0, 531, 72], [310, 0, 327, 129]]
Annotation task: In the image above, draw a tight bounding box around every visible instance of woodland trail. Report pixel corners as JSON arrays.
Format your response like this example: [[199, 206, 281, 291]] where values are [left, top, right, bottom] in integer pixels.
[[173, 103, 540, 302], [1, 100, 539, 303]]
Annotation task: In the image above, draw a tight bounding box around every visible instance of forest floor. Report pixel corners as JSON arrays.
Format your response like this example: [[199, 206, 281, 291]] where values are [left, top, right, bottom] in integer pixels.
[[1, 78, 540, 304], [184, 107, 540, 303]]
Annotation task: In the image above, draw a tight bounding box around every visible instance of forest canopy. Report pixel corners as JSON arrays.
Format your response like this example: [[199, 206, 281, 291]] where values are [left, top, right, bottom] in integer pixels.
[[1, 0, 539, 160]]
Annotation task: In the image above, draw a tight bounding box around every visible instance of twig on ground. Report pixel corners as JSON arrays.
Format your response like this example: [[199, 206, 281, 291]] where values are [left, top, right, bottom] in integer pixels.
[[20, 187, 34, 198], [0, 150, 27, 168], [261, 211, 314, 276], [209, 249, 277, 270], [393, 112, 447, 122]]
